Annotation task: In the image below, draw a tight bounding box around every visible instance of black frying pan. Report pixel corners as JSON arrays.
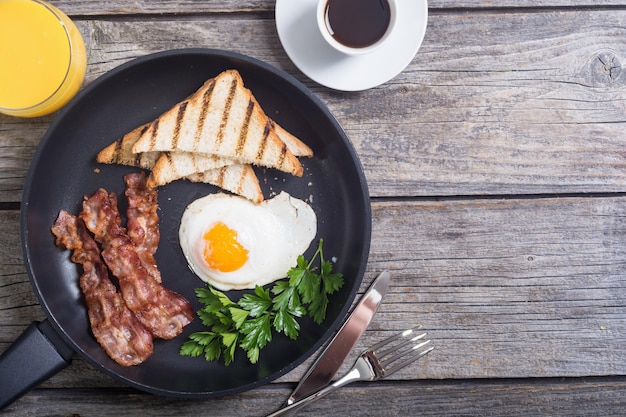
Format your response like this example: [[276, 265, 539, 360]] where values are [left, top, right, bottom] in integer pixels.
[[0, 49, 371, 408]]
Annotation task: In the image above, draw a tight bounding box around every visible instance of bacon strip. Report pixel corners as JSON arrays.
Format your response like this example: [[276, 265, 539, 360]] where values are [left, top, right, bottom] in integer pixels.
[[51, 210, 153, 366], [124, 172, 162, 283], [80, 189, 194, 340]]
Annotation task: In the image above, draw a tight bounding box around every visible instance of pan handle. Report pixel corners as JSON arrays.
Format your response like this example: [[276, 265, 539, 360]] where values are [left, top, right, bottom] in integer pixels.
[[0, 320, 74, 410]]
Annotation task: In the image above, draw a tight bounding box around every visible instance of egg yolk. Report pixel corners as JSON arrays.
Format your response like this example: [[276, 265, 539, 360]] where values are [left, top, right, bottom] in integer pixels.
[[203, 222, 249, 272]]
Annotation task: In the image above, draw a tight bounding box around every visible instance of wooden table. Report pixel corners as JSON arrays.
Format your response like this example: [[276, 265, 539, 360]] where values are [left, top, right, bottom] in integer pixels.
[[2, 1, 626, 415]]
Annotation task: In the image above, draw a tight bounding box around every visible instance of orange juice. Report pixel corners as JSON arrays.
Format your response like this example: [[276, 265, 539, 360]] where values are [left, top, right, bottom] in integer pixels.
[[0, 0, 86, 117]]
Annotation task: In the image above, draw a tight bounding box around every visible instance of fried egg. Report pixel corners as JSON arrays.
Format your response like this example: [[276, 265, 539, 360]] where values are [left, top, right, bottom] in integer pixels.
[[179, 191, 317, 291]]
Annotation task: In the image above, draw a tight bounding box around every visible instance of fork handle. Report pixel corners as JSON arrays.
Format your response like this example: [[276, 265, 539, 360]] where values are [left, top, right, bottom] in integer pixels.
[[266, 367, 362, 417]]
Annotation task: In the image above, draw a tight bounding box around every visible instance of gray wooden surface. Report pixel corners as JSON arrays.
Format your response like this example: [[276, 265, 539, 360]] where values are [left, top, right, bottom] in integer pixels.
[[1, 1, 626, 416]]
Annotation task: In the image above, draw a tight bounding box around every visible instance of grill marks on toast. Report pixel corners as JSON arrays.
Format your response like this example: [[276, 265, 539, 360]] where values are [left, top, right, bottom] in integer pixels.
[[163, 152, 178, 178], [256, 123, 271, 165], [236, 100, 254, 158], [273, 128, 288, 173], [216, 78, 238, 151], [98, 69, 311, 202], [235, 165, 246, 195], [194, 79, 216, 153], [97, 127, 263, 202], [97, 124, 158, 169], [216, 166, 226, 186], [186, 163, 263, 204], [130, 69, 303, 177], [133, 126, 150, 167], [148, 119, 160, 153], [151, 152, 233, 186], [234, 165, 254, 200], [172, 101, 188, 150]]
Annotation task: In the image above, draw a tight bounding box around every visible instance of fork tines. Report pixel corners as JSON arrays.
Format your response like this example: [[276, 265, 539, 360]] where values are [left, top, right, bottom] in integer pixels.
[[370, 326, 433, 377]]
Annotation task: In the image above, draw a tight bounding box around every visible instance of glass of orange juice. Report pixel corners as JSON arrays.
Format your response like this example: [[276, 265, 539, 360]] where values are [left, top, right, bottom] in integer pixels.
[[0, 0, 87, 117]]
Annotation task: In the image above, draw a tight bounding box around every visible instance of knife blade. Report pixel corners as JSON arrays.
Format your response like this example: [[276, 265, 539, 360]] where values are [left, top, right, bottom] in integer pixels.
[[287, 271, 390, 405]]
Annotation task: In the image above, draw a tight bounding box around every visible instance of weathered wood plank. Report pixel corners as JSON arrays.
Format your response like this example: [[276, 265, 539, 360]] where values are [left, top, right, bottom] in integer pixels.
[[4, 378, 626, 417], [2, 9, 626, 202], [339, 9, 626, 197], [2, 195, 625, 388], [44, 1, 626, 16], [369, 196, 626, 379]]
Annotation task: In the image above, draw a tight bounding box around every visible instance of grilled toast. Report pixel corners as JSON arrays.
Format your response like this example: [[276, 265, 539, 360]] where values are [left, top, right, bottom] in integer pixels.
[[97, 69, 311, 203], [186, 164, 263, 204], [96, 123, 262, 202], [131, 69, 304, 177], [97, 124, 160, 169], [149, 152, 234, 187]]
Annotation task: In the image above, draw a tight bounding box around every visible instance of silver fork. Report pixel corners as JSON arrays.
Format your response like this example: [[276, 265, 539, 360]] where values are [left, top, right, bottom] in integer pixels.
[[266, 326, 434, 417]]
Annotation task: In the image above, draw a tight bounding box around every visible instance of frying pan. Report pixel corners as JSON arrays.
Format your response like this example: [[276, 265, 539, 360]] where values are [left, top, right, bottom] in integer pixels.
[[0, 49, 371, 409]]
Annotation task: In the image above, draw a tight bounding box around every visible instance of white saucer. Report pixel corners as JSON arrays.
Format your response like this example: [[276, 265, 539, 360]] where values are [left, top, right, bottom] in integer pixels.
[[275, 0, 428, 91]]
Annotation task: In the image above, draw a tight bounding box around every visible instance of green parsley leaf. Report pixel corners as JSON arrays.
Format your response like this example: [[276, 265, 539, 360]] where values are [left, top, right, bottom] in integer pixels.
[[221, 332, 238, 365], [308, 291, 330, 324], [229, 307, 250, 329], [274, 309, 301, 339], [240, 315, 272, 350], [203, 337, 223, 363], [179, 239, 343, 365], [272, 284, 297, 311], [296, 269, 321, 305], [195, 287, 228, 312], [246, 346, 260, 364], [323, 270, 344, 294], [238, 286, 272, 317], [287, 256, 307, 287], [180, 339, 205, 357]]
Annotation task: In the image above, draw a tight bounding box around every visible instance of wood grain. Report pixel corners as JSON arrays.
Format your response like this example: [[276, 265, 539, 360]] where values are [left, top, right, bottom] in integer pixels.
[[2, 196, 625, 384], [2, 9, 626, 202], [44, 1, 626, 16], [4, 378, 626, 417]]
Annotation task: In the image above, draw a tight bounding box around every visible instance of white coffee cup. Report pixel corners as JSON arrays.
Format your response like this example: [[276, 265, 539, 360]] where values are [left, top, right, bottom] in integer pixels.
[[317, 0, 397, 55]]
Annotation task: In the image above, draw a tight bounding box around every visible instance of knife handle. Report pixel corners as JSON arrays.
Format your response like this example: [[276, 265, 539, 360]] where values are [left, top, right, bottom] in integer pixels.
[[269, 382, 340, 416], [267, 365, 364, 416]]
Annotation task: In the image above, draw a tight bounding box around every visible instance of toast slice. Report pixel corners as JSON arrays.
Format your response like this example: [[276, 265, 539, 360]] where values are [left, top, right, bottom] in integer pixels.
[[148, 117, 311, 187], [96, 124, 264, 202], [187, 164, 263, 204], [97, 124, 159, 169], [149, 152, 234, 187], [148, 122, 311, 187], [269, 119, 312, 157], [130, 69, 303, 177]]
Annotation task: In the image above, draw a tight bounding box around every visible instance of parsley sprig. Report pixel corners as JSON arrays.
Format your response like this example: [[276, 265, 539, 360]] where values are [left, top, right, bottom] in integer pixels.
[[180, 239, 343, 365]]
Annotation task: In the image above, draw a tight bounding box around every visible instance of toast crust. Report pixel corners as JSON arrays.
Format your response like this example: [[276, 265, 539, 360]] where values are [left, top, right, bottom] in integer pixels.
[[97, 124, 159, 169]]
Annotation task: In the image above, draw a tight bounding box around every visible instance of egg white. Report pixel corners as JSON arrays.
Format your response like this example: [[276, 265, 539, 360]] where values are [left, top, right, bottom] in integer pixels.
[[179, 191, 317, 291]]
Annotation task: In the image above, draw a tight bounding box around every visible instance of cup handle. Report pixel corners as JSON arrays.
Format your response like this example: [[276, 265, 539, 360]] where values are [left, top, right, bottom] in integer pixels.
[[0, 320, 74, 410]]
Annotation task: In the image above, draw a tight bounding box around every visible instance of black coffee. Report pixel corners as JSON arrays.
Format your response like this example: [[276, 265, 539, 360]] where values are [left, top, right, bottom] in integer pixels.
[[324, 0, 391, 49]]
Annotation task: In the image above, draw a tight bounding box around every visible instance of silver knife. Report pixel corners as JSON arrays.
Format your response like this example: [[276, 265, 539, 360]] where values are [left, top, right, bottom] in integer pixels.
[[287, 271, 391, 405]]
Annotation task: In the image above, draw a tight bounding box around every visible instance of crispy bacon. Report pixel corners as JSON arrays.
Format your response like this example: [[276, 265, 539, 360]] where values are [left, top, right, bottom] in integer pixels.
[[80, 189, 194, 340], [124, 172, 162, 283], [51, 210, 153, 366]]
